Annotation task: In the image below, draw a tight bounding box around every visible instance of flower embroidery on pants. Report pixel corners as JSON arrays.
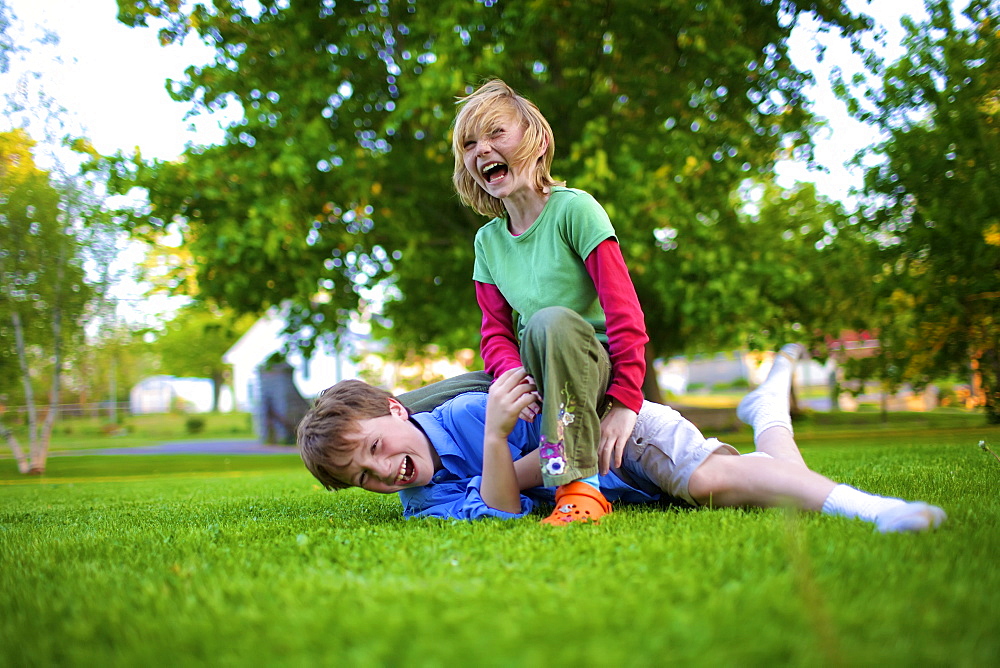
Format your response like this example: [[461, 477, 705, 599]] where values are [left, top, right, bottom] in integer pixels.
[[539, 435, 567, 478], [544, 456, 566, 477], [555, 383, 577, 442]]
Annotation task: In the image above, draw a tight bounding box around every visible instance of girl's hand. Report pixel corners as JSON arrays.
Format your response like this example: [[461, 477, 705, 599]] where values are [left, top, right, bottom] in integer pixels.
[[599, 402, 637, 475], [517, 373, 541, 422], [487, 368, 540, 440]]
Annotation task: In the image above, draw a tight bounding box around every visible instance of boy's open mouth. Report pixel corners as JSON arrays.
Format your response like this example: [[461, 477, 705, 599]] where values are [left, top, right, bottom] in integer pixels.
[[395, 456, 416, 485], [482, 161, 508, 184]]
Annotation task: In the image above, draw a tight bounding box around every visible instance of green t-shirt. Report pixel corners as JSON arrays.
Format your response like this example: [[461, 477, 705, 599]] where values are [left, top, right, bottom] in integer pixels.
[[472, 186, 617, 343]]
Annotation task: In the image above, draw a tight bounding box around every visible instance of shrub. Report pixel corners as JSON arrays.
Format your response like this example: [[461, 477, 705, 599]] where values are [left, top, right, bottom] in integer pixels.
[[185, 417, 206, 435]]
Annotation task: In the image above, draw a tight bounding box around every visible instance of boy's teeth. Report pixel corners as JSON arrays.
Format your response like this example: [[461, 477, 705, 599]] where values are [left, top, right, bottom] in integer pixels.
[[396, 456, 412, 483]]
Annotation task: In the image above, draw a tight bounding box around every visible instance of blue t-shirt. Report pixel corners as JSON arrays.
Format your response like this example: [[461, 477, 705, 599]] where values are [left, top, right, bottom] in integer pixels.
[[400, 393, 657, 520]]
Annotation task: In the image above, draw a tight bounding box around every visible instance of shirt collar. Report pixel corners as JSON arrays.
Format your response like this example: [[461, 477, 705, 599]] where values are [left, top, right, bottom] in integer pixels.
[[411, 412, 466, 481]]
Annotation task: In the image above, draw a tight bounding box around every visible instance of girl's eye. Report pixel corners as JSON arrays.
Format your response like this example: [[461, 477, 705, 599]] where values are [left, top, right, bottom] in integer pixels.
[[358, 472, 368, 486], [463, 140, 476, 149]]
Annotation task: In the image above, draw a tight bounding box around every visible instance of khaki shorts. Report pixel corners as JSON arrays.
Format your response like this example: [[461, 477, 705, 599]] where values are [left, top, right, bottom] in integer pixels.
[[614, 401, 739, 507]]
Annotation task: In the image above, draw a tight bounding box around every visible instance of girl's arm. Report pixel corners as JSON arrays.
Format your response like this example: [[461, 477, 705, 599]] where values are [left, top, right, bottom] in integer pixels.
[[585, 238, 649, 474], [477, 281, 541, 423], [481, 368, 540, 513], [583, 238, 648, 413], [476, 281, 523, 377]]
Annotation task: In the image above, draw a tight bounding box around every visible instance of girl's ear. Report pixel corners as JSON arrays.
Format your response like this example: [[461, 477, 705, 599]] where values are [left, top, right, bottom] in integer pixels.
[[387, 397, 408, 419], [537, 133, 549, 159]]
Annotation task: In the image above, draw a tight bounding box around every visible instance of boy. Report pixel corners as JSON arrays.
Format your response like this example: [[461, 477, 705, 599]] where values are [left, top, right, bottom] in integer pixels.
[[297, 346, 946, 532]]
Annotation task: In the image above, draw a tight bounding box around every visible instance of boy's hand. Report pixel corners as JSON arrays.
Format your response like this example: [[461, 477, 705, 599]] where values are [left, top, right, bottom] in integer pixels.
[[487, 368, 540, 439], [599, 401, 637, 475], [482, 368, 537, 514]]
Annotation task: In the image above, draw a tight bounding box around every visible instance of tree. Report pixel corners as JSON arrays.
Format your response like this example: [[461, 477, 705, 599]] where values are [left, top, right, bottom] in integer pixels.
[[150, 302, 255, 411], [0, 129, 92, 473], [112, 0, 874, 397], [0, 1, 125, 471], [837, 0, 1000, 421]]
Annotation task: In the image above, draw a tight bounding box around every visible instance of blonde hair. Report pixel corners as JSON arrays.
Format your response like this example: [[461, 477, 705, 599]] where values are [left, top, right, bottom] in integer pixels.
[[451, 79, 563, 218]]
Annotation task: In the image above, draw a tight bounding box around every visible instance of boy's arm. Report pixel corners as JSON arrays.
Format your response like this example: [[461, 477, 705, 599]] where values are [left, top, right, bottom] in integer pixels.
[[514, 449, 542, 490], [481, 368, 540, 513]]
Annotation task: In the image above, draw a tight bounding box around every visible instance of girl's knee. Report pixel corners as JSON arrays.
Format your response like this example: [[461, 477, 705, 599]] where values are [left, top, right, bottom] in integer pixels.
[[525, 306, 580, 331], [522, 307, 592, 345]]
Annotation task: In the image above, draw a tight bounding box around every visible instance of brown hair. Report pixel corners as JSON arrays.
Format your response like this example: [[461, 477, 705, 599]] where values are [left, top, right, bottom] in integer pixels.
[[297, 380, 394, 490], [451, 79, 563, 218]]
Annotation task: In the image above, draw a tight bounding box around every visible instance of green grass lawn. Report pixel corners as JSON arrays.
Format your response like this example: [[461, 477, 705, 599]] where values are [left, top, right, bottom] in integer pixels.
[[4, 412, 258, 452], [1, 423, 999, 666]]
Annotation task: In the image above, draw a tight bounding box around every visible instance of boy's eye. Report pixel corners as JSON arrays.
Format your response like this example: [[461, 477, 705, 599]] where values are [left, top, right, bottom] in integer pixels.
[[463, 139, 476, 149]]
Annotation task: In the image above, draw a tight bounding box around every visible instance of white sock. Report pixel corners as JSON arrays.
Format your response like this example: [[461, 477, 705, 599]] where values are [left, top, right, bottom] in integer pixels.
[[737, 343, 803, 441], [821, 484, 947, 533]]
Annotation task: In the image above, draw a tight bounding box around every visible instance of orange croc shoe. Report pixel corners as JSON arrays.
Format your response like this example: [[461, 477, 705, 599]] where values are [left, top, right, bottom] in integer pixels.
[[540, 481, 612, 525]]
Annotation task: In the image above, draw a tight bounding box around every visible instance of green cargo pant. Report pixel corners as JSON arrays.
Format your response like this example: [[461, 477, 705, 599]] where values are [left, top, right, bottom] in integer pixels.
[[520, 306, 611, 486], [399, 306, 611, 488]]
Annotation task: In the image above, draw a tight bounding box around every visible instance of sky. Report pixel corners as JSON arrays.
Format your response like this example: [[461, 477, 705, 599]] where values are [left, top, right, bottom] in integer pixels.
[[5, 0, 227, 161], [3, 0, 934, 322]]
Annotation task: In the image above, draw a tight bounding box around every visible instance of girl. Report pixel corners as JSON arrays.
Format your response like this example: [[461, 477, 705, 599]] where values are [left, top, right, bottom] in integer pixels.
[[452, 79, 648, 524]]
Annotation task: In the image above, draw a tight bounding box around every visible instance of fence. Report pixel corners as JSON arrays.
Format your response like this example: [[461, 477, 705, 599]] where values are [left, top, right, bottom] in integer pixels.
[[0, 402, 133, 425]]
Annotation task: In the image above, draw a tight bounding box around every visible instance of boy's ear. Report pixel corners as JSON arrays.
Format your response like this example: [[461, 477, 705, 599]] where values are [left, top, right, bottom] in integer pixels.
[[387, 397, 408, 419]]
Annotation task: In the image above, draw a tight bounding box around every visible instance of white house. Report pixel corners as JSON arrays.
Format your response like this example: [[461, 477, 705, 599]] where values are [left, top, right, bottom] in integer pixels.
[[130, 375, 233, 414], [222, 307, 371, 412]]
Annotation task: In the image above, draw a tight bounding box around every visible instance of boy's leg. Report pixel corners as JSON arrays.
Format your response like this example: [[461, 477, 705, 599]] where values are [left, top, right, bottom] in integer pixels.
[[688, 444, 946, 532], [737, 343, 807, 468], [625, 404, 946, 533], [688, 447, 835, 510], [397, 371, 493, 415]]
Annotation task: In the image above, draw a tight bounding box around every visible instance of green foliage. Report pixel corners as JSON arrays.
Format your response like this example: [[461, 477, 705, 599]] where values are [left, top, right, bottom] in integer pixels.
[[184, 416, 206, 434], [109, 0, 875, 367], [150, 302, 255, 410], [66, 325, 160, 407], [1, 431, 998, 665], [0, 129, 91, 405], [837, 0, 1000, 420]]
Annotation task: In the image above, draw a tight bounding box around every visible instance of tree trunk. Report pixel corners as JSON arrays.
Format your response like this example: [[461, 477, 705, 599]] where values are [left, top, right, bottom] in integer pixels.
[[642, 346, 664, 404], [828, 364, 841, 412], [790, 382, 802, 419], [33, 290, 64, 474], [981, 347, 1000, 425], [211, 370, 224, 412], [11, 311, 39, 449], [0, 422, 30, 474]]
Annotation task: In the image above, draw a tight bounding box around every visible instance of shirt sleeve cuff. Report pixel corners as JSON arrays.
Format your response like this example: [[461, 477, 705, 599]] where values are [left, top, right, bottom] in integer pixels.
[[605, 385, 644, 414], [464, 476, 535, 519]]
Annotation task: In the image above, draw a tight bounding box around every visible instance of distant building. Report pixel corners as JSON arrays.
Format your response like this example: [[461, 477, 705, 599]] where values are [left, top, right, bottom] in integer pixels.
[[129, 375, 233, 414], [656, 350, 831, 395], [222, 308, 368, 413], [221, 306, 472, 443]]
